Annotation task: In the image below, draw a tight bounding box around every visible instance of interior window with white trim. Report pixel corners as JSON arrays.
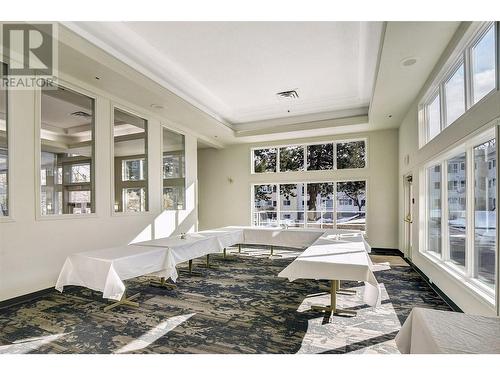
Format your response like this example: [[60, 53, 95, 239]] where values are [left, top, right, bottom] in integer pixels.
[[0, 63, 7, 217], [40, 85, 95, 215], [162, 127, 185, 210], [113, 108, 148, 213]]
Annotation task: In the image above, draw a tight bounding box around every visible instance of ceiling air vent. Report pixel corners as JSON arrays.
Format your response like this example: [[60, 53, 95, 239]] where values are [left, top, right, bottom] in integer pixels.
[[276, 89, 299, 99], [70, 111, 92, 118]]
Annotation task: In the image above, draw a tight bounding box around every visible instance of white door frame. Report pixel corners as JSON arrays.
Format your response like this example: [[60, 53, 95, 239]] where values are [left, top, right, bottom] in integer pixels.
[[403, 174, 414, 259]]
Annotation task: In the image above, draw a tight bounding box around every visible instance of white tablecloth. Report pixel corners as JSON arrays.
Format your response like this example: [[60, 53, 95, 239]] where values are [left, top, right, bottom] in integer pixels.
[[134, 234, 222, 282], [239, 227, 324, 248], [278, 236, 380, 306], [395, 307, 500, 354], [55, 246, 170, 301]]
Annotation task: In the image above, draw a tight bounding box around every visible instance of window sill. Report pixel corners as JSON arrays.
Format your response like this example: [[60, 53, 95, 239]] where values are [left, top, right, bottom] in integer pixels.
[[111, 211, 151, 218], [0, 216, 15, 223], [36, 213, 99, 222], [421, 251, 496, 307]]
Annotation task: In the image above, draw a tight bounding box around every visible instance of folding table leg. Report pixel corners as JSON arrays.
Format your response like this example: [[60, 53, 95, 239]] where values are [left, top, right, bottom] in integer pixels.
[[336, 280, 357, 295], [199, 254, 219, 269], [269, 245, 282, 258], [220, 247, 237, 261], [149, 277, 177, 290], [311, 280, 357, 317], [238, 244, 242, 253], [104, 291, 140, 312], [178, 259, 203, 276]]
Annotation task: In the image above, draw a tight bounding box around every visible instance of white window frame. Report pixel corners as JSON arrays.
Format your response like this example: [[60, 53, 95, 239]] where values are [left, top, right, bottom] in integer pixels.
[[420, 123, 497, 305], [250, 137, 368, 174], [35, 79, 98, 221], [419, 22, 498, 148], [0, 61, 11, 222], [250, 178, 368, 232], [110, 104, 150, 216]]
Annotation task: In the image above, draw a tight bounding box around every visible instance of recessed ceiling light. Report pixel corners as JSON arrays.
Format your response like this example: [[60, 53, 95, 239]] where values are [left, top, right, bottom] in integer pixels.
[[401, 57, 418, 67], [95, 76, 101, 80], [150, 104, 164, 110], [388, 114, 393, 118]]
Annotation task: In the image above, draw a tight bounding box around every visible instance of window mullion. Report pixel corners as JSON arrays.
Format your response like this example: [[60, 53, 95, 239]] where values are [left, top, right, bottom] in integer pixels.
[[442, 161, 450, 261], [466, 146, 475, 278], [439, 83, 446, 131], [464, 48, 473, 110], [276, 147, 280, 173]]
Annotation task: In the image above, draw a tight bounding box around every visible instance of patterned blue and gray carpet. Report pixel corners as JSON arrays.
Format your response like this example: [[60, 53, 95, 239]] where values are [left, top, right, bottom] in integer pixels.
[[0, 248, 451, 354]]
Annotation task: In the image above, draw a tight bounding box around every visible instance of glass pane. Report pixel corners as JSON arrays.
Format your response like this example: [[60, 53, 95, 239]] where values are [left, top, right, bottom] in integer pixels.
[[253, 148, 276, 173], [307, 143, 333, 170], [279, 183, 305, 227], [473, 139, 496, 290], [472, 25, 496, 104], [163, 127, 185, 210], [0, 63, 7, 217], [279, 146, 304, 172], [306, 183, 334, 229], [336, 141, 366, 169], [253, 184, 277, 226], [428, 93, 441, 141], [448, 153, 467, 267], [337, 181, 366, 231], [68, 190, 91, 214], [122, 159, 145, 181], [444, 63, 465, 126], [428, 165, 442, 255], [113, 108, 148, 213], [41, 85, 95, 215], [123, 187, 145, 213]]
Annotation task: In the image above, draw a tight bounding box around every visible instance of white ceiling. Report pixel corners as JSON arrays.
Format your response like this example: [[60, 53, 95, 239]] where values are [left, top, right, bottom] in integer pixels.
[[68, 22, 383, 126], [59, 22, 463, 147]]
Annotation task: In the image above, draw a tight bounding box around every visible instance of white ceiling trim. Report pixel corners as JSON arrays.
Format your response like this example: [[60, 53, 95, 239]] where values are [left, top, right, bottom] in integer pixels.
[[62, 22, 233, 128]]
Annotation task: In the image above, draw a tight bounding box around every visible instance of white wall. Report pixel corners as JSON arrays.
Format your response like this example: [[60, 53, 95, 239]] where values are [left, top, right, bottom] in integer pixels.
[[0, 75, 198, 303], [198, 129, 399, 249], [398, 24, 500, 315]]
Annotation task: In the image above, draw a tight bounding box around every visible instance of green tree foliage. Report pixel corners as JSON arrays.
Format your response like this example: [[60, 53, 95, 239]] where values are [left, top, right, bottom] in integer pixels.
[[337, 141, 366, 169], [279, 146, 304, 172], [307, 143, 333, 170], [338, 181, 366, 212], [253, 149, 276, 173]]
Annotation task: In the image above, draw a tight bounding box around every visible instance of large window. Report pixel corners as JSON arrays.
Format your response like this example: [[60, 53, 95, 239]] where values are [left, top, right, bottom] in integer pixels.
[[447, 153, 467, 267], [427, 92, 441, 141], [252, 139, 366, 173], [162, 127, 185, 210], [444, 62, 465, 127], [471, 25, 496, 104], [252, 180, 366, 231], [427, 165, 442, 255], [337, 181, 366, 231], [473, 139, 496, 288], [253, 184, 278, 226], [423, 127, 496, 299], [0, 63, 7, 217], [420, 22, 498, 146], [337, 141, 366, 169], [279, 146, 304, 172], [306, 182, 334, 228], [40, 85, 95, 215], [113, 108, 148, 213]]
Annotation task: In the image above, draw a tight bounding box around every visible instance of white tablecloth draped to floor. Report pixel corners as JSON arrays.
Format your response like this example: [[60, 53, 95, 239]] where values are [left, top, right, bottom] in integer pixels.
[[55, 246, 171, 301], [395, 307, 500, 354], [278, 236, 380, 306]]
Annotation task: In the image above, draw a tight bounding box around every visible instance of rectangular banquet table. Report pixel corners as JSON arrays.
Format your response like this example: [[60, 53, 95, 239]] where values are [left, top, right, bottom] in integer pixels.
[[278, 235, 380, 311], [395, 307, 500, 354], [55, 245, 171, 301]]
